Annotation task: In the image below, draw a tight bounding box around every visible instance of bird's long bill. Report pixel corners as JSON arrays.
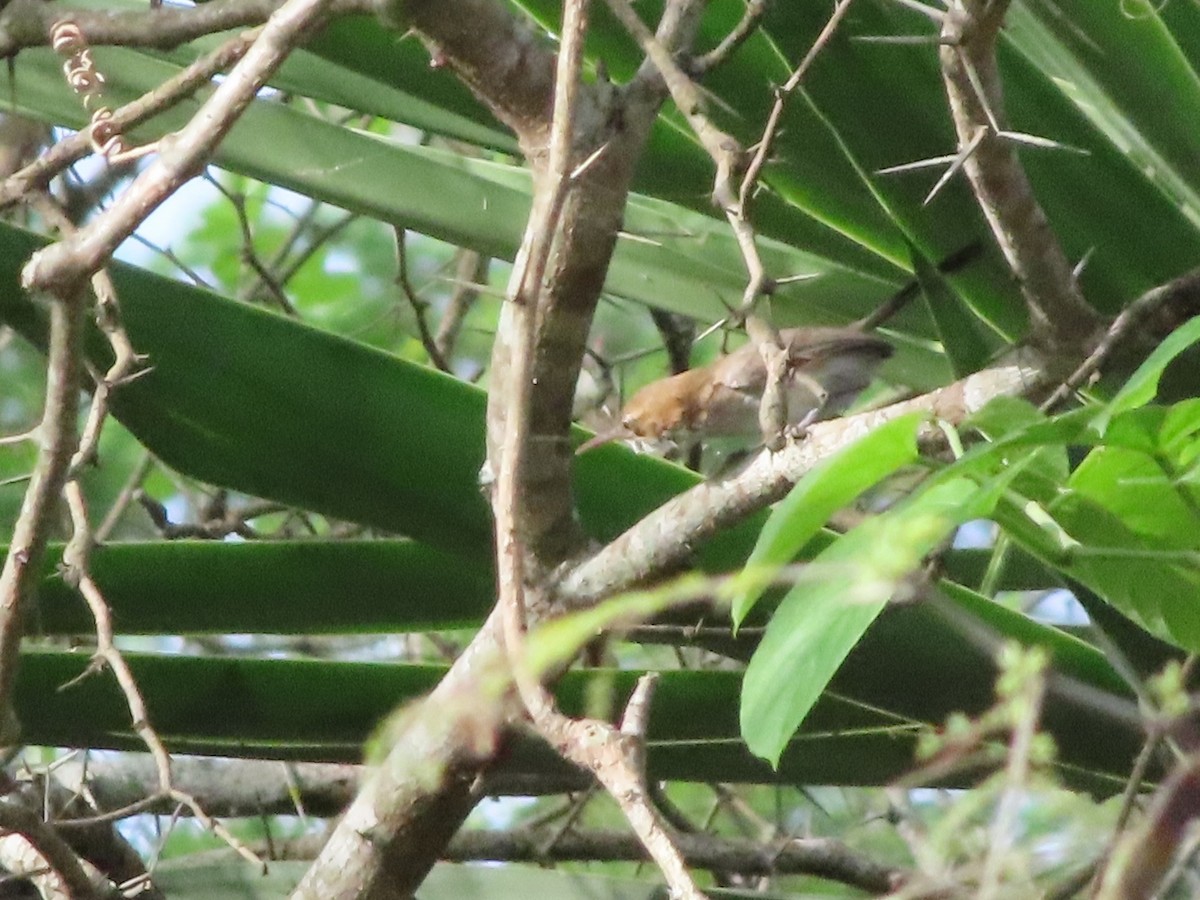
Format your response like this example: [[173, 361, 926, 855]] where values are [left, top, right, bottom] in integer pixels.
[[575, 428, 626, 455]]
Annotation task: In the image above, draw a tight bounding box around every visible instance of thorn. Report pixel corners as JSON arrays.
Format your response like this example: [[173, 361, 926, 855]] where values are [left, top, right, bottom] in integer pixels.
[[1072, 247, 1095, 286], [997, 130, 1089, 155], [852, 34, 952, 45], [958, 51, 1002, 134], [924, 125, 987, 205], [774, 271, 820, 286], [877, 153, 960, 175]]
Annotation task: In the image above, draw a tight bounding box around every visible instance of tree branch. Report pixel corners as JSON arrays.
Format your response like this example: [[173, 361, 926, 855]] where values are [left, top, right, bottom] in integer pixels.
[[296, 4, 696, 896], [938, 0, 1103, 362], [0, 0, 369, 58], [0, 798, 103, 900], [378, 0, 561, 147], [446, 826, 907, 893], [0, 271, 85, 750], [559, 349, 1047, 606]]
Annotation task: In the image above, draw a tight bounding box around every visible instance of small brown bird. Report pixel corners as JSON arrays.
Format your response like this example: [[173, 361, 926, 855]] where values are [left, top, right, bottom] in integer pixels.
[[578, 327, 892, 454]]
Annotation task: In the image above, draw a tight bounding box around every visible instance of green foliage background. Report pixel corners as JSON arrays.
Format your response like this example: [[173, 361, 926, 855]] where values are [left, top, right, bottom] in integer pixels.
[[1, 0, 1199, 894]]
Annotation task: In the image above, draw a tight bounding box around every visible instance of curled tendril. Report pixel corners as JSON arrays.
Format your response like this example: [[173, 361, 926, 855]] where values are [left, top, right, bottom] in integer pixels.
[[49, 17, 156, 164], [63, 54, 105, 96], [88, 108, 130, 159], [49, 20, 86, 56]]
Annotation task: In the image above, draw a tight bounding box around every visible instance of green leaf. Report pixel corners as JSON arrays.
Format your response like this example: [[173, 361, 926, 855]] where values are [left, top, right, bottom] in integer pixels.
[[730, 412, 924, 627], [15, 645, 1137, 789], [740, 476, 985, 766], [1096, 316, 1200, 431], [1052, 494, 1200, 649], [16, 540, 494, 635]]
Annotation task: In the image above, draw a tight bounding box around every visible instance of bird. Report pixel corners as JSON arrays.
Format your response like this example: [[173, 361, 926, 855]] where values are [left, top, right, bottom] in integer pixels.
[[577, 327, 893, 455]]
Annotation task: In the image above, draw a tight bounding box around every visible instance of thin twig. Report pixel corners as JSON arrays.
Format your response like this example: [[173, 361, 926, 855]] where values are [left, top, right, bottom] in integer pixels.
[[95, 451, 153, 541], [737, 0, 857, 212], [0, 0, 370, 59], [0, 213, 86, 747], [394, 227, 451, 372], [273, 210, 355, 288], [1042, 266, 1200, 412], [137, 491, 280, 539], [207, 175, 297, 315], [690, 0, 770, 74]]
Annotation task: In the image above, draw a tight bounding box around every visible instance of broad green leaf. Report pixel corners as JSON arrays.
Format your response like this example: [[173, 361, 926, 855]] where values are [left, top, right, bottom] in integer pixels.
[[740, 476, 986, 766], [3, 649, 942, 784], [1095, 316, 1200, 431], [922, 399, 1072, 507], [1070, 450, 1200, 552], [1010, 0, 1200, 229], [994, 398, 1200, 652], [16, 541, 495, 635], [0, 45, 931, 339], [0, 226, 497, 557], [966, 397, 1049, 439], [730, 412, 924, 627], [8, 536, 1054, 637], [1051, 494, 1200, 650], [15, 645, 1136, 789], [1022, 400, 1200, 649]]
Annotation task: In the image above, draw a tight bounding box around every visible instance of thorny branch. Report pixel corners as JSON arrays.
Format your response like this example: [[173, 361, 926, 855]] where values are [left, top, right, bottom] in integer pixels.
[[30, 198, 262, 873], [938, 0, 1103, 363], [0, 0, 335, 888], [607, 0, 857, 451], [491, 4, 706, 897], [60, 484, 262, 866], [1042, 266, 1200, 411], [690, 0, 769, 75], [0, 238, 85, 751]]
